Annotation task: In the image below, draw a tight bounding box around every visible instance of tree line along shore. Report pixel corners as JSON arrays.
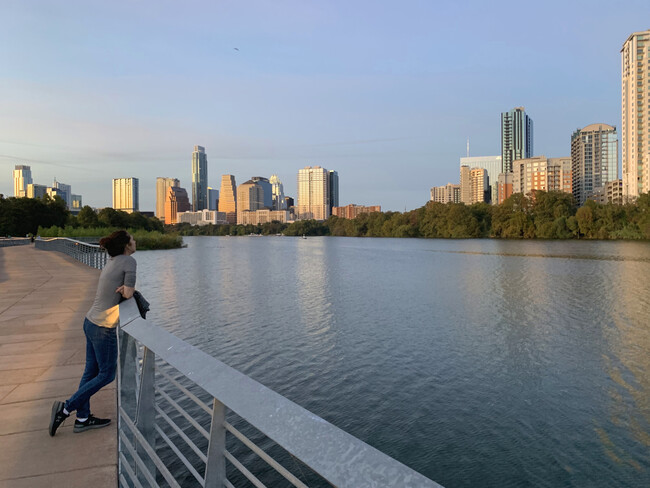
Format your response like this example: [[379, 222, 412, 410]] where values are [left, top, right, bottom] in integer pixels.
[[1, 192, 650, 246]]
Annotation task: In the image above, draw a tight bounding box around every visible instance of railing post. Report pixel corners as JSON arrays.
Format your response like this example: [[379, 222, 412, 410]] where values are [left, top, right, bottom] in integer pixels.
[[136, 346, 157, 484], [204, 398, 227, 487]]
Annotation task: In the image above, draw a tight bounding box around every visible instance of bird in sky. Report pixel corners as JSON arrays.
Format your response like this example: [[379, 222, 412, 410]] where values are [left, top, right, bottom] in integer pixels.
[[233, 47, 239, 51]]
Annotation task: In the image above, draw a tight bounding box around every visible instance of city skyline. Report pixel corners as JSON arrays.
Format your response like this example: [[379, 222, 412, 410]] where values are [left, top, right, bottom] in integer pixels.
[[0, 2, 648, 211]]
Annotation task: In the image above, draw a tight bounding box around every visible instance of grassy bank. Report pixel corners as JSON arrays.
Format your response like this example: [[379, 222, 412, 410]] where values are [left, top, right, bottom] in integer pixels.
[[37, 226, 184, 250]]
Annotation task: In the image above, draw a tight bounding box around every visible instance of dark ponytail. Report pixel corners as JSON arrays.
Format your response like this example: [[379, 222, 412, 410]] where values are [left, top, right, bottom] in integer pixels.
[[99, 230, 131, 257]]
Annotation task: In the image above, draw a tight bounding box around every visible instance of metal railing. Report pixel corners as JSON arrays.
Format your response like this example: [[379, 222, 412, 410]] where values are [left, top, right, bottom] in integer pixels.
[[0, 237, 31, 247], [34, 237, 107, 269], [118, 299, 444, 488]]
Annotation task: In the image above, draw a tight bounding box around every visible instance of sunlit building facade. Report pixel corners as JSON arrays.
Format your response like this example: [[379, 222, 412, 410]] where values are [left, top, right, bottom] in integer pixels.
[[512, 156, 572, 197], [156, 177, 180, 220], [332, 204, 381, 219], [297, 166, 330, 220], [430, 183, 460, 203], [164, 186, 191, 224], [621, 30, 650, 201], [460, 156, 501, 204], [218, 175, 237, 224], [112, 177, 139, 213], [13, 165, 32, 197], [571, 123, 618, 206], [270, 174, 286, 210], [237, 180, 264, 224]]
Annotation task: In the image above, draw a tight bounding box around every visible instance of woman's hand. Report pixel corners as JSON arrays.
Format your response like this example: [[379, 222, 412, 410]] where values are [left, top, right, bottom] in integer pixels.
[[116, 285, 135, 299]]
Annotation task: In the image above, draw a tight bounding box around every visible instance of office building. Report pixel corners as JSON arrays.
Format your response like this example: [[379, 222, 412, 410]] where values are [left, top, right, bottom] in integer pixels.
[[218, 175, 237, 224], [13, 165, 32, 197], [501, 107, 533, 173], [621, 30, 650, 201], [460, 156, 501, 204], [53, 179, 72, 209], [178, 209, 228, 226], [237, 180, 264, 224], [156, 177, 180, 220], [71, 195, 83, 213], [191, 145, 208, 211], [329, 170, 339, 213], [26, 183, 47, 199], [571, 124, 618, 206], [238, 209, 290, 225], [112, 178, 139, 213], [164, 186, 191, 224], [297, 166, 330, 220], [251, 177, 272, 209], [208, 187, 219, 211], [270, 175, 286, 210], [512, 156, 572, 197], [430, 183, 460, 204], [332, 204, 381, 219]]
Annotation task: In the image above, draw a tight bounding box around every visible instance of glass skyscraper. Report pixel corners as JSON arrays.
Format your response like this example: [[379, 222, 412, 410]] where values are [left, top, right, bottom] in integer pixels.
[[191, 145, 208, 211], [501, 107, 533, 173]]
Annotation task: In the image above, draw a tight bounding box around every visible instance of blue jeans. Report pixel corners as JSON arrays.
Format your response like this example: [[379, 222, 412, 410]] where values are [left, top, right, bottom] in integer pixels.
[[65, 318, 117, 418]]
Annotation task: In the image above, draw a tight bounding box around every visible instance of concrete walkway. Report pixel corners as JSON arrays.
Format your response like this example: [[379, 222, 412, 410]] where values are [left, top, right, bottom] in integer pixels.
[[0, 245, 117, 487]]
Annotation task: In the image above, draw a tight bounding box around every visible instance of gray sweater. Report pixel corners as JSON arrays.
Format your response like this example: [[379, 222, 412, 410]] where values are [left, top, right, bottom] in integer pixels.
[[86, 254, 137, 328]]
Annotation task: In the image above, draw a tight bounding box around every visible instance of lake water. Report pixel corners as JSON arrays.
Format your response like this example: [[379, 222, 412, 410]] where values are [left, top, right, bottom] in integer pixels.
[[135, 236, 650, 487]]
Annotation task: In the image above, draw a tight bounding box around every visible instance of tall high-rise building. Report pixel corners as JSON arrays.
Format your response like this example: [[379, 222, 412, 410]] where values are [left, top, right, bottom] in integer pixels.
[[237, 180, 264, 224], [460, 156, 501, 204], [328, 170, 339, 213], [191, 145, 208, 211], [470, 168, 489, 203], [269, 174, 286, 210], [251, 176, 272, 209], [164, 186, 191, 225], [571, 124, 618, 206], [53, 179, 72, 209], [297, 166, 330, 220], [112, 178, 139, 213], [460, 165, 472, 204], [218, 175, 237, 224], [13, 165, 32, 197], [156, 177, 180, 220], [207, 187, 219, 211], [501, 107, 533, 173], [621, 30, 650, 201]]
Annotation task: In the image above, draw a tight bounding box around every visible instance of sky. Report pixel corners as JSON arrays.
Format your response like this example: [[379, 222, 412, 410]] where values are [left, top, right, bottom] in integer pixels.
[[1, 1, 648, 212]]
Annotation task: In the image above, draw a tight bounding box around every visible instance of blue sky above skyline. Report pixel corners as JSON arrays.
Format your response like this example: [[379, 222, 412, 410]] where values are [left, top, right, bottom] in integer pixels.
[[1, 1, 648, 211]]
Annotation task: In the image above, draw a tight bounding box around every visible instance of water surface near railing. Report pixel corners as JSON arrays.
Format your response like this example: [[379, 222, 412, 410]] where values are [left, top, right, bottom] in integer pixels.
[[135, 236, 650, 488]]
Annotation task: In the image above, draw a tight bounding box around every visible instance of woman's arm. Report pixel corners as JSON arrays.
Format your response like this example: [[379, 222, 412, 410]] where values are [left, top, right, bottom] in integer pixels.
[[116, 285, 135, 299]]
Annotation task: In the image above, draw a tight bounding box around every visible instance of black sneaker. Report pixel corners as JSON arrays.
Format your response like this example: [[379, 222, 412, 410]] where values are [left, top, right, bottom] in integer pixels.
[[73, 415, 111, 433], [49, 400, 69, 436]]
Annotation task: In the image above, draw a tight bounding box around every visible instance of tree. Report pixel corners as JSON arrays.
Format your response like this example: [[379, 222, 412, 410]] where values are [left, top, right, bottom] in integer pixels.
[[77, 206, 99, 227]]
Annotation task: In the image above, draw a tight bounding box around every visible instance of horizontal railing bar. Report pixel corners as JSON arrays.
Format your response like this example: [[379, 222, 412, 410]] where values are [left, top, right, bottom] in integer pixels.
[[119, 298, 443, 488], [224, 450, 268, 488], [157, 387, 210, 440], [118, 429, 160, 488], [120, 406, 181, 488], [155, 404, 208, 463], [155, 423, 205, 485], [224, 421, 309, 488], [118, 451, 145, 488], [158, 369, 213, 415]]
